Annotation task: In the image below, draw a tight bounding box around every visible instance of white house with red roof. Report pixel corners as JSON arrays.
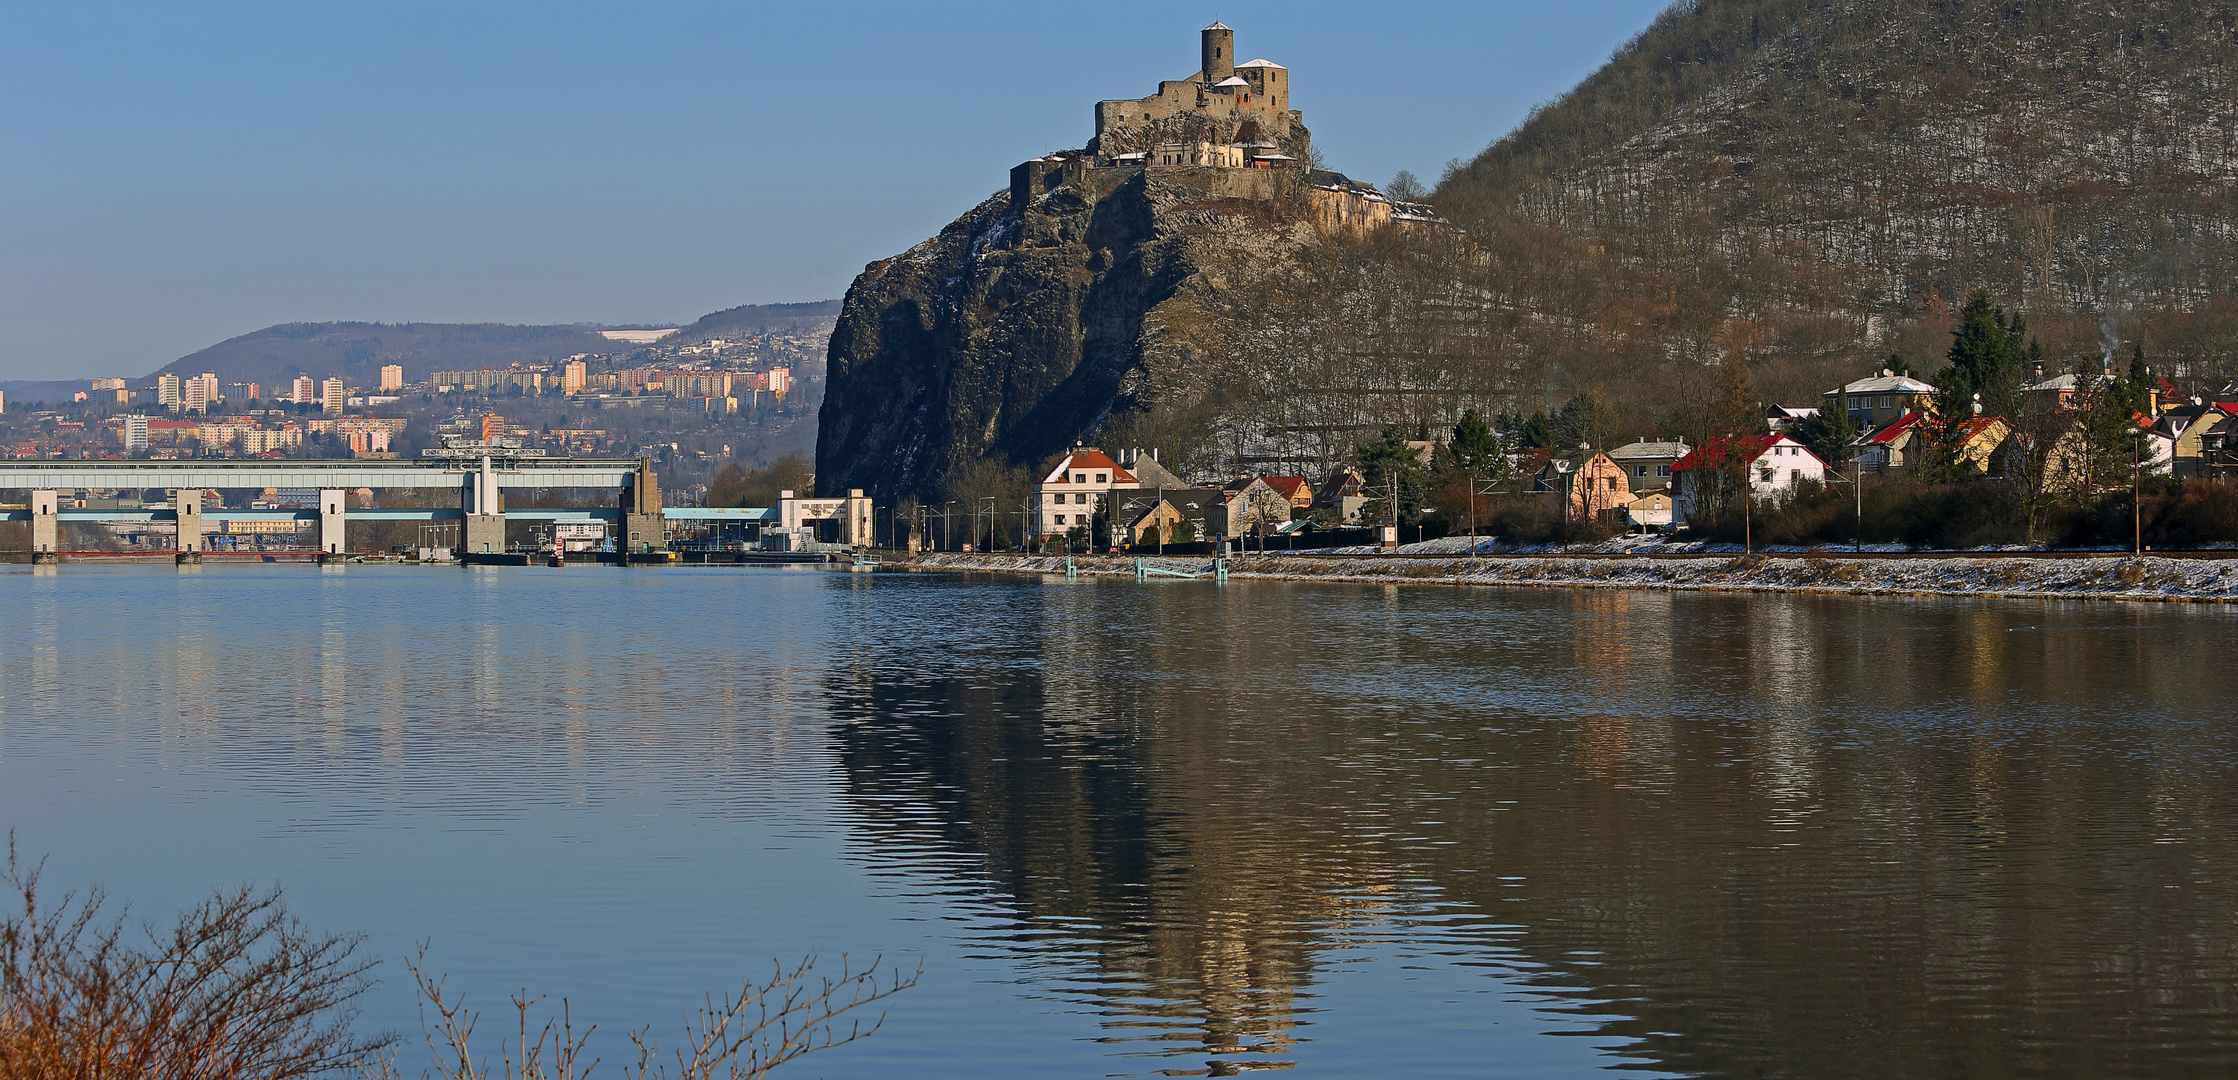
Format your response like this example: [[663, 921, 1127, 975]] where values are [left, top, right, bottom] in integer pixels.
[[1669, 434, 1829, 522], [1035, 446, 1140, 539]]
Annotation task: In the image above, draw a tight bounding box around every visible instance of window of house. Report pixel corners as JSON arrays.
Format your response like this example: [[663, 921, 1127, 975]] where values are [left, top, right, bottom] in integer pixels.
[[1636, 465, 1648, 476], [1791, 469, 1802, 482], [1760, 467, 1775, 483], [1658, 465, 1671, 476], [1096, 473, 1107, 483], [1074, 473, 1086, 483], [1055, 514, 1066, 525]]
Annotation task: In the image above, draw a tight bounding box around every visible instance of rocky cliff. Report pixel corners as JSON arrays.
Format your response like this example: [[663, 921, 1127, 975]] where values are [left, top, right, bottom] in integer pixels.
[[816, 164, 1328, 503]]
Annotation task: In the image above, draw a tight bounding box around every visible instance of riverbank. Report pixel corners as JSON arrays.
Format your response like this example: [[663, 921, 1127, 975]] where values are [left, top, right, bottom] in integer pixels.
[[907, 551, 2238, 603]]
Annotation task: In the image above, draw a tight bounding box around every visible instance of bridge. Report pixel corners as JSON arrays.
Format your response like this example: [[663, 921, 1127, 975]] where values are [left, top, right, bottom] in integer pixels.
[[0, 455, 874, 564]]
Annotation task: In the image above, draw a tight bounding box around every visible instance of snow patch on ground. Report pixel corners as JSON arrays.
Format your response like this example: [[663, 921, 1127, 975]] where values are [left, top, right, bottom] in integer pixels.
[[908, 552, 2238, 603]]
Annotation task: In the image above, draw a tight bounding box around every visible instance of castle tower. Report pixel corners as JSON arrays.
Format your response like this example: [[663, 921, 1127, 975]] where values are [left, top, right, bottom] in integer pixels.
[[1201, 22, 1234, 83]]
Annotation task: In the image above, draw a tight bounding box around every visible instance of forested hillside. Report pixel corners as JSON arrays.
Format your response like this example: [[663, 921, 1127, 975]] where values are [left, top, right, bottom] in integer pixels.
[[1432, 0, 2238, 416]]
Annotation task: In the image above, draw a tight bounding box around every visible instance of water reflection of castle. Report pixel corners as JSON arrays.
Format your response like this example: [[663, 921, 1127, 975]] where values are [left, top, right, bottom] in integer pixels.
[[824, 586, 2238, 1076]]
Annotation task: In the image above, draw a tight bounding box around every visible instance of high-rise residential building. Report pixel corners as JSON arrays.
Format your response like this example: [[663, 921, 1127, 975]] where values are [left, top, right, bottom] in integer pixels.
[[292, 376, 317, 403], [91, 377, 126, 392], [119, 415, 149, 452], [156, 373, 183, 411], [766, 367, 791, 400], [379, 364, 404, 392], [480, 413, 506, 442], [228, 382, 261, 403], [321, 377, 345, 415], [182, 372, 219, 414], [562, 360, 587, 394]]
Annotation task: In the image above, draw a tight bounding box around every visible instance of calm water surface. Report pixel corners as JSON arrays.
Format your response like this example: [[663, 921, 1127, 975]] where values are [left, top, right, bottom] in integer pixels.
[[2, 564, 2234, 1077]]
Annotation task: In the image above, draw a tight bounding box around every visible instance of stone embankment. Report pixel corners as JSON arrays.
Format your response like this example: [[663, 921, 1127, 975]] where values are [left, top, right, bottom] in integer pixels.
[[907, 552, 2238, 603]]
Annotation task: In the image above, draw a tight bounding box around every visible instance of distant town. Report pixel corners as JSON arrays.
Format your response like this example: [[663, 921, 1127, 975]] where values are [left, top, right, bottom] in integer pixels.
[[0, 322, 823, 475]]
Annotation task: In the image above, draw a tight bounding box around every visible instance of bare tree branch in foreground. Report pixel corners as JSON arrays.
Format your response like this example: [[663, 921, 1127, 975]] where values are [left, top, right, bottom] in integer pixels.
[[0, 834, 391, 1080], [374, 947, 921, 1080]]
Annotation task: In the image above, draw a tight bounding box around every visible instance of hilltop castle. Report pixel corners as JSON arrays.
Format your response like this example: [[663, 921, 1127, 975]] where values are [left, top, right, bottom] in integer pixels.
[[1008, 23, 1436, 236], [1091, 22, 1302, 162]]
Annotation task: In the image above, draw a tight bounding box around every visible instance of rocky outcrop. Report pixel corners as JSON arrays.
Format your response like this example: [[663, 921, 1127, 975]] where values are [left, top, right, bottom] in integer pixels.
[[816, 164, 1319, 503]]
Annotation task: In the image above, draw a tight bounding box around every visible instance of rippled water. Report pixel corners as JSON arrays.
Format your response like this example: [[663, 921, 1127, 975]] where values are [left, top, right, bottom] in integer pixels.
[[3, 563, 2235, 1077]]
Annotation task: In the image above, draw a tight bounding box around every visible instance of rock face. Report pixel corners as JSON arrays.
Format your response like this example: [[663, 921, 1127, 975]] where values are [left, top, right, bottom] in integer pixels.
[[817, 165, 1316, 503]]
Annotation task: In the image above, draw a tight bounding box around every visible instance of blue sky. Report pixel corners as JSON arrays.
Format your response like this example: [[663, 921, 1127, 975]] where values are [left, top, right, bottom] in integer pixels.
[[0, 0, 1672, 381]]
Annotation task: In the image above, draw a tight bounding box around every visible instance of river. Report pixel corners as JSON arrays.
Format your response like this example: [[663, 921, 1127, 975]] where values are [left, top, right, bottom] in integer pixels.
[[2, 563, 2233, 1077]]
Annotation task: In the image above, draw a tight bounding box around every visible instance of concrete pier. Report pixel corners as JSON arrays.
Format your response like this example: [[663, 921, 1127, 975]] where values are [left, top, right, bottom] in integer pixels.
[[175, 488, 204, 561], [318, 489, 346, 561], [619, 458, 666, 557], [30, 489, 58, 563], [460, 456, 505, 557]]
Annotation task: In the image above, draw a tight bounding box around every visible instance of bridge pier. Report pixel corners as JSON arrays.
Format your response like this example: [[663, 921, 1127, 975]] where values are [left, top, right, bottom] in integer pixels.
[[318, 488, 347, 563], [619, 457, 666, 559], [175, 488, 203, 564], [30, 490, 58, 563], [461, 457, 506, 557]]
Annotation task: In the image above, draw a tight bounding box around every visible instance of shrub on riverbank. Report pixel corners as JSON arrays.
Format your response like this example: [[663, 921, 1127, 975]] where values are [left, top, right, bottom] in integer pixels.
[[1, 841, 389, 1079], [1681, 477, 2238, 550], [2, 843, 916, 1080]]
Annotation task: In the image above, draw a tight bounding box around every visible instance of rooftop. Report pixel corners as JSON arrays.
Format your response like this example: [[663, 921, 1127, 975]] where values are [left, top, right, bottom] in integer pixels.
[[1829, 373, 1936, 396]]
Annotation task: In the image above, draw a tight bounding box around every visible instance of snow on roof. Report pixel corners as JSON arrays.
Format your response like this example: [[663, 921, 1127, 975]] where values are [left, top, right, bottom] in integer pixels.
[[1829, 373, 1936, 396], [1254, 153, 1296, 161], [1214, 76, 1251, 88], [1237, 58, 1285, 68], [1605, 440, 1690, 459], [2025, 372, 2119, 392], [1205, 21, 1231, 30]]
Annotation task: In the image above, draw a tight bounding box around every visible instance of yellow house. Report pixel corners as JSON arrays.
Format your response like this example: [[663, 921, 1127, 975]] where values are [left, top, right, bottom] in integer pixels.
[[1824, 371, 1937, 430]]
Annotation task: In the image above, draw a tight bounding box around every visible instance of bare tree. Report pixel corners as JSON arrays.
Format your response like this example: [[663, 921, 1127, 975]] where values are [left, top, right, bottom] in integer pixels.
[[1, 836, 391, 1080], [374, 947, 920, 1080]]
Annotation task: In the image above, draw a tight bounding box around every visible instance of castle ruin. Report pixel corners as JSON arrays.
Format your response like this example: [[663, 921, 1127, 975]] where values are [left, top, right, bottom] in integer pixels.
[[1008, 22, 1440, 235]]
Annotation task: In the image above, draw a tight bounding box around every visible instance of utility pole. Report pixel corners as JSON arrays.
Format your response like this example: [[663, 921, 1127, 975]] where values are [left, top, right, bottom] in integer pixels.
[[2134, 428, 2144, 555]]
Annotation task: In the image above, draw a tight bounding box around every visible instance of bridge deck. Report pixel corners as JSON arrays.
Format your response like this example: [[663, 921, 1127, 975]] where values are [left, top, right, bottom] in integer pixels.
[[0, 458, 641, 490]]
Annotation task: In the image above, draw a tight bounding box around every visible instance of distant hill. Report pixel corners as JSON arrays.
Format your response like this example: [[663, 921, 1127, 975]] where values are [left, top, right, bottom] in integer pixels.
[[1430, 0, 2238, 409], [151, 322, 620, 390], [668, 300, 842, 344], [0, 303, 841, 407]]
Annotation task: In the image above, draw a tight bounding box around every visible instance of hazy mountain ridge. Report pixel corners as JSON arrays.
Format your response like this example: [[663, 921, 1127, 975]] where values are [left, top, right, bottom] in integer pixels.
[[1, 304, 840, 406]]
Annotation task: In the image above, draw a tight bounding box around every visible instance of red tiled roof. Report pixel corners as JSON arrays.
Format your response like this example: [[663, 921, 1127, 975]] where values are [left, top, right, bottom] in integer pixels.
[[1041, 448, 1136, 484], [1261, 475, 1309, 499], [1672, 433, 1830, 471], [1862, 411, 1927, 445]]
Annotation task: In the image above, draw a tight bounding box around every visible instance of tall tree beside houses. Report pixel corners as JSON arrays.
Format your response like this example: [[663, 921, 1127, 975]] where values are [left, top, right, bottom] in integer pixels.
[[1934, 290, 2038, 420], [2060, 354, 2159, 498], [1790, 388, 1859, 467], [1357, 423, 1433, 526]]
